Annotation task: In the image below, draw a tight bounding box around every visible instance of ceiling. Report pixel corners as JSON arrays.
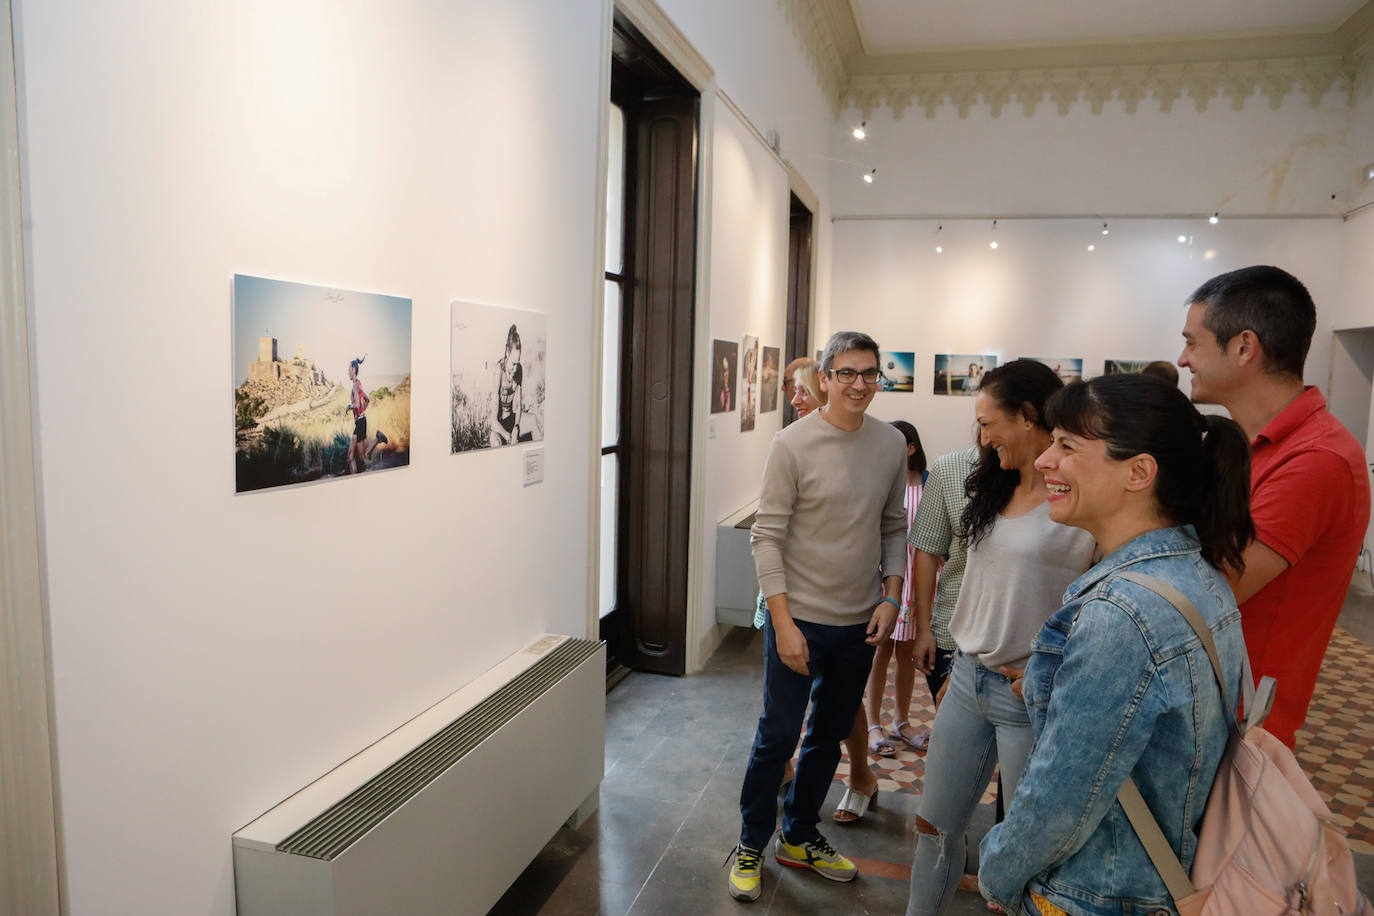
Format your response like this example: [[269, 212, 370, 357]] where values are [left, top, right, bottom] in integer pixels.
[[791, 0, 1374, 115], [849, 0, 1366, 54]]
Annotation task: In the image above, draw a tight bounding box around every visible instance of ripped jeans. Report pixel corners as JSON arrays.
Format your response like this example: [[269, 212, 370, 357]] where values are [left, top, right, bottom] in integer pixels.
[[906, 652, 1034, 916]]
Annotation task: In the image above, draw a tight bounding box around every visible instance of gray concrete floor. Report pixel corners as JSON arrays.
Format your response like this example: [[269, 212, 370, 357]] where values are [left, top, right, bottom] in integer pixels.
[[495, 583, 1374, 915], [493, 628, 995, 915]]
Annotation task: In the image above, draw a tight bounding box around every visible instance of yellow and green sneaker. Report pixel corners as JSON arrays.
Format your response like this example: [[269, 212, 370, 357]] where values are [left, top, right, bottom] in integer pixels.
[[727, 844, 764, 902], [774, 832, 858, 882]]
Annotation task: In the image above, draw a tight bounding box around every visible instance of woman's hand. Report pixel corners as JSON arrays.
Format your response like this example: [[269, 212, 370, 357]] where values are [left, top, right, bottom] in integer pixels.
[[997, 665, 1026, 701], [911, 629, 936, 675], [774, 623, 810, 676]]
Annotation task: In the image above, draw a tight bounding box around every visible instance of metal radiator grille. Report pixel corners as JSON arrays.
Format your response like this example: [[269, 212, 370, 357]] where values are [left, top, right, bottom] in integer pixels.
[[277, 637, 602, 860]]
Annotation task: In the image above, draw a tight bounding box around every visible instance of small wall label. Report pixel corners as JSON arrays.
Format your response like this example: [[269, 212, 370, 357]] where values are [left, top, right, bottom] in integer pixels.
[[523, 448, 544, 487]]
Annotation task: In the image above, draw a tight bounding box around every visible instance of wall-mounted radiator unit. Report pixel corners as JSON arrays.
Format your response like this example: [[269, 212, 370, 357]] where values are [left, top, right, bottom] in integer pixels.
[[233, 635, 605, 916]]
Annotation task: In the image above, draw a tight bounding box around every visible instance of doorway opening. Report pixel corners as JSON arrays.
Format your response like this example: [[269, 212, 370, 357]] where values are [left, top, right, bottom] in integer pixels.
[[598, 10, 700, 680], [1329, 327, 1374, 454], [782, 192, 814, 426]]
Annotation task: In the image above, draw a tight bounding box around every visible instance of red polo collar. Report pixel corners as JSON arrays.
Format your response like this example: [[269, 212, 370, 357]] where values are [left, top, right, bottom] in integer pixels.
[[1252, 386, 1325, 447]]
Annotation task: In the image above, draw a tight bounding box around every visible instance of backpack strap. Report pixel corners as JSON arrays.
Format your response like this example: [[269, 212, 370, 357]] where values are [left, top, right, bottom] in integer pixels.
[[1112, 571, 1236, 906], [1117, 571, 1239, 721], [1117, 571, 1279, 734], [1117, 777, 1197, 902]]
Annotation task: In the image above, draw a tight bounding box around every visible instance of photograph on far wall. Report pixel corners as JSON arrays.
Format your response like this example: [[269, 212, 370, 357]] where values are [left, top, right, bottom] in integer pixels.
[[933, 354, 998, 396], [233, 274, 412, 494], [879, 351, 916, 392], [740, 334, 759, 432], [760, 346, 780, 412], [1025, 357, 1083, 385], [451, 301, 547, 454], [711, 339, 738, 413], [1104, 359, 1151, 375]]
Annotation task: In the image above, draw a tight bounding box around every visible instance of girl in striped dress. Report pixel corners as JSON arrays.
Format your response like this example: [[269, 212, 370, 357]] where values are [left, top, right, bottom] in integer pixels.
[[867, 420, 929, 753]]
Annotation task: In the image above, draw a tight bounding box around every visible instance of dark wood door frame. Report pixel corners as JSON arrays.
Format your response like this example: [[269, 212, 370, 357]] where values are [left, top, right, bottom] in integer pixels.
[[601, 14, 699, 677]]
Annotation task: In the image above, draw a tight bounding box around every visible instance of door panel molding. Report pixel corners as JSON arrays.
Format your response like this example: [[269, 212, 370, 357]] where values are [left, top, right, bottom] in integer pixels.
[[621, 93, 697, 675]]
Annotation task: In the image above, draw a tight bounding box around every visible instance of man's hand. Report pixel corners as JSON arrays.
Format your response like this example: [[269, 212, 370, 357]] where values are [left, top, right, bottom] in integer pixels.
[[775, 622, 810, 675], [866, 600, 899, 645], [912, 629, 936, 674], [997, 665, 1025, 701]]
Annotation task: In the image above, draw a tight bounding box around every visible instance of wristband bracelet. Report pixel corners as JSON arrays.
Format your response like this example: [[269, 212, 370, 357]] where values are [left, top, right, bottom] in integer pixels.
[[879, 596, 900, 610]]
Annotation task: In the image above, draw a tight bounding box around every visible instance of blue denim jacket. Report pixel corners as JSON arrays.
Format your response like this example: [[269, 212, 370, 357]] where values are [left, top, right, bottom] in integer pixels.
[[978, 526, 1244, 916]]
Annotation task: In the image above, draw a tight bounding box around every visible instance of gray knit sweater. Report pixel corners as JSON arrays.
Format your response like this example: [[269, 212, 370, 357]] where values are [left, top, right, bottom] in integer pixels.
[[751, 411, 908, 627]]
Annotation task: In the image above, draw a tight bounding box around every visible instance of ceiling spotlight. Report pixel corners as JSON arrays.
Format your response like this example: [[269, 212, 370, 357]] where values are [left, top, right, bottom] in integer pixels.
[[989, 219, 998, 248], [935, 246, 944, 254], [935, 224, 943, 253], [1101, 222, 1109, 236], [1204, 249, 1217, 260], [989, 241, 999, 250], [1177, 235, 1188, 243], [1087, 244, 1096, 252], [1209, 212, 1219, 224], [863, 168, 876, 184], [853, 122, 867, 140]]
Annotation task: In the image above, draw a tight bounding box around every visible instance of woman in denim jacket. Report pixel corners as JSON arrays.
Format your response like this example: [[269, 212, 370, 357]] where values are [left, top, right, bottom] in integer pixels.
[[978, 374, 1253, 916]]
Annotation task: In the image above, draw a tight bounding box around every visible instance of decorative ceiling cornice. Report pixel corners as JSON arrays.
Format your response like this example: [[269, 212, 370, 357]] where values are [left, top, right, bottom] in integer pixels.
[[776, 0, 1374, 118], [775, 0, 850, 112], [848, 53, 1357, 119]]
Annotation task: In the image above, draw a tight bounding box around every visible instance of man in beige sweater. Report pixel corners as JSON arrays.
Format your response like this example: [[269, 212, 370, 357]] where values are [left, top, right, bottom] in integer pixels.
[[728, 331, 908, 903]]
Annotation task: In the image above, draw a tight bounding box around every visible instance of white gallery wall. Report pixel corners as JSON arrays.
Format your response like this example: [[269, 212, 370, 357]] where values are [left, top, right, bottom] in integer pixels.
[[15, 0, 604, 913], [697, 100, 791, 648], [830, 88, 1362, 218], [1349, 84, 1374, 213], [825, 78, 1373, 545], [1335, 84, 1374, 329], [1337, 210, 1374, 331], [658, 0, 836, 330], [15, 0, 850, 909], [834, 218, 1346, 461]]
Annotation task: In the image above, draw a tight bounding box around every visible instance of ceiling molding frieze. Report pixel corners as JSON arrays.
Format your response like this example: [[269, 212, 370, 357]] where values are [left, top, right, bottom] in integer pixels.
[[776, 0, 849, 112], [772, 0, 1374, 118], [847, 55, 1358, 119]]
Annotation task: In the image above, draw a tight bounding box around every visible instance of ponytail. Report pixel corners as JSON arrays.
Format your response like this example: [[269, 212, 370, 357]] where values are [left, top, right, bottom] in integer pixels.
[[1195, 414, 1254, 574]]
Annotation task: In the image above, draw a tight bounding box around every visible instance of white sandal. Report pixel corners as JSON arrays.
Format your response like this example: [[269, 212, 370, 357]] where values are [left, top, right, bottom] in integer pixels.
[[867, 723, 897, 757], [831, 784, 879, 824], [890, 720, 929, 752]]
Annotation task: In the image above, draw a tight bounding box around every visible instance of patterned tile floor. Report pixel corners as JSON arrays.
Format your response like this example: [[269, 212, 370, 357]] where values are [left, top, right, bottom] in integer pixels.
[[832, 625, 1374, 852]]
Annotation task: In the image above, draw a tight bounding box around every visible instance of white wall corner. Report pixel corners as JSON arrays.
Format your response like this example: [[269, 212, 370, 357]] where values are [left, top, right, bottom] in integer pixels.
[[0, 0, 61, 909]]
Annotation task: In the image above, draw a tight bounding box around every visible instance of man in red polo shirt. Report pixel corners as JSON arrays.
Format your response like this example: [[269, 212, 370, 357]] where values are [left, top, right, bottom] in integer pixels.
[[1178, 265, 1371, 748]]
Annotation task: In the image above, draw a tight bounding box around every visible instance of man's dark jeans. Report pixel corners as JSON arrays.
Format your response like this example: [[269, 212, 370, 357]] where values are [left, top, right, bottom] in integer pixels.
[[738, 617, 875, 851]]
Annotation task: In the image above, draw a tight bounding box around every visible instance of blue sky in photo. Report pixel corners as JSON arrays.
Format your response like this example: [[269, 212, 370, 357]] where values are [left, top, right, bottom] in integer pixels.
[[233, 274, 412, 385]]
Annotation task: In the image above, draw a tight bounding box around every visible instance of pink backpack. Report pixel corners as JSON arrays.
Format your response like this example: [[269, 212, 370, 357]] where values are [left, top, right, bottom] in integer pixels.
[[1117, 572, 1370, 916]]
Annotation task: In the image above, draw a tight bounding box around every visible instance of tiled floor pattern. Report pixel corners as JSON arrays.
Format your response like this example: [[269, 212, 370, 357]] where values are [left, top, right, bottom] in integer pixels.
[[1294, 626, 1374, 853], [495, 609, 1374, 914]]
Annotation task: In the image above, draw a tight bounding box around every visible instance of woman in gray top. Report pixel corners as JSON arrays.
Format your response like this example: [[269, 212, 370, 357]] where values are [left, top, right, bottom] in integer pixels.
[[906, 360, 1095, 916]]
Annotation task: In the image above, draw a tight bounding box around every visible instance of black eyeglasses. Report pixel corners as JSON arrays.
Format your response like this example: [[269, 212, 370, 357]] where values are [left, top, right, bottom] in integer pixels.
[[828, 367, 881, 385]]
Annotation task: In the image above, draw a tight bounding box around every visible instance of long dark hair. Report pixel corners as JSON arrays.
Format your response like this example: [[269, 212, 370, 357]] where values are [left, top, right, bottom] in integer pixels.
[[1043, 374, 1254, 572], [890, 420, 927, 475], [960, 359, 1064, 548]]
